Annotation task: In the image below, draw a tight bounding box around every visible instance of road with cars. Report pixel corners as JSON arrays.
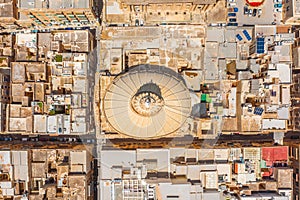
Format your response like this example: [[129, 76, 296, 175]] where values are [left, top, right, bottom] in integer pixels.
[[100, 133, 276, 150], [0, 130, 298, 149], [0, 131, 294, 142], [103, 132, 300, 149], [0, 134, 97, 145]]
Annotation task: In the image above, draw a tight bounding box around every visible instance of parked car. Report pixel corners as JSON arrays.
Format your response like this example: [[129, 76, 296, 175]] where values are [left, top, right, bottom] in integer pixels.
[[228, 12, 236, 17], [229, 18, 237, 22], [77, 138, 82, 143], [253, 8, 257, 16], [228, 2, 236, 7], [258, 8, 262, 17], [5, 138, 12, 141], [244, 6, 249, 14], [86, 139, 92, 143], [228, 7, 238, 12], [274, 3, 282, 8], [218, 23, 226, 27], [140, 19, 144, 26], [273, 0, 282, 3], [248, 9, 253, 16], [38, 137, 48, 141], [227, 22, 238, 26], [49, 137, 58, 142], [29, 137, 38, 142]]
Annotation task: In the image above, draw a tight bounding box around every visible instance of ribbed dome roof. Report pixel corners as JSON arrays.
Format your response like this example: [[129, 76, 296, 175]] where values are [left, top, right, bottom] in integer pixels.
[[103, 65, 191, 139]]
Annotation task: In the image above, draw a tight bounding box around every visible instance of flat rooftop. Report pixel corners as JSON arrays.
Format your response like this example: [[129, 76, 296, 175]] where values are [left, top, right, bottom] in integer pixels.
[[0, 0, 14, 18], [19, 0, 90, 9]]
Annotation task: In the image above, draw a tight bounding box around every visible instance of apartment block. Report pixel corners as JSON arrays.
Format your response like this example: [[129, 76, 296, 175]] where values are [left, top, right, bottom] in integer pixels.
[[283, 0, 300, 24], [0, 149, 93, 199], [18, 0, 99, 28], [0, 150, 29, 199], [104, 0, 218, 26], [290, 144, 300, 200], [0, 0, 18, 29], [7, 30, 93, 135], [100, 146, 292, 200], [29, 149, 93, 200]]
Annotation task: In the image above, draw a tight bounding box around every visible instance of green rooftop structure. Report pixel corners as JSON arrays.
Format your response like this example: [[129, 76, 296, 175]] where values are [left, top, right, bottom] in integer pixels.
[[201, 94, 212, 103]]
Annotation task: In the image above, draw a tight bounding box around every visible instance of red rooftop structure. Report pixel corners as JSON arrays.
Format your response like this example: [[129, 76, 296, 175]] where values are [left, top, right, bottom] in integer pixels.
[[261, 146, 288, 177], [246, 0, 265, 7]]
